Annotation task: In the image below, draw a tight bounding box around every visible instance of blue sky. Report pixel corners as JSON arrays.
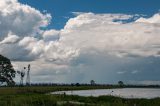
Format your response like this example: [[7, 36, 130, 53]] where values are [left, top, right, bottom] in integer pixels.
[[1, 0, 160, 84], [19, 0, 160, 29]]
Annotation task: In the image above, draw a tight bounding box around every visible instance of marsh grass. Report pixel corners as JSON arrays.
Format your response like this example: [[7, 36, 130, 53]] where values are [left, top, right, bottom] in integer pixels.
[[0, 86, 160, 106]]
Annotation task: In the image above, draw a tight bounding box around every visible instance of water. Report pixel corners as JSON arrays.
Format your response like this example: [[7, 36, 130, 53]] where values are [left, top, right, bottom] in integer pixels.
[[51, 88, 160, 99]]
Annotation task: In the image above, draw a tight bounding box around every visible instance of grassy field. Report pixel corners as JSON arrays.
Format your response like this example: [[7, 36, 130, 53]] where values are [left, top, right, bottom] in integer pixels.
[[0, 86, 160, 106]]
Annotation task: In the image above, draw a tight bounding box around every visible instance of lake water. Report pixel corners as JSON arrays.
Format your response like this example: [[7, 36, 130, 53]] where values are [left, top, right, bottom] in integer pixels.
[[51, 88, 160, 99]]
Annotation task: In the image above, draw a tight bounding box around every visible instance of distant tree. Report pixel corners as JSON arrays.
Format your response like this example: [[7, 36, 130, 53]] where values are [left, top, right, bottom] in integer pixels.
[[90, 80, 96, 85], [118, 81, 124, 87], [0, 55, 16, 86], [76, 83, 80, 86]]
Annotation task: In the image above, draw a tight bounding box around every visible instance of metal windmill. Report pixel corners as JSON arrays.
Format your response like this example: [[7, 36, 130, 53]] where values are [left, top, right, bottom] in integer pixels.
[[17, 67, 26, 86], [26, 64, 31, 86]]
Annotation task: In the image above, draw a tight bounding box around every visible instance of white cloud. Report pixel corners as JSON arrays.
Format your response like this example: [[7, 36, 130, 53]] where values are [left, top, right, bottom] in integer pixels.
[[0, 32, 19, 44], [128, 80, 160, 85], [131, 70, 139, 74], [19, 37, 45, 58], [117, 71, 126, 74], [60, 13, 160, 57], [43, 41, 79, 63], [1, 1, 160, 62], [0, 0, 51, 40], [136, 13, 160, 23], [42, 29, 60, 41], [63, 13, 133, 31]]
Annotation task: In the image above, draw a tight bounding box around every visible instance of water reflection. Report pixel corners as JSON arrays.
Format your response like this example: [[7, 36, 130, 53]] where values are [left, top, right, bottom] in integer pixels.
[[52, 88, 160, 99]]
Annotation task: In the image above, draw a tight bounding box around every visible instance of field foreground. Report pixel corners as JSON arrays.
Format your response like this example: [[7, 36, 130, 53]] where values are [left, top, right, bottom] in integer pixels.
[[0, 86, 160, 106]]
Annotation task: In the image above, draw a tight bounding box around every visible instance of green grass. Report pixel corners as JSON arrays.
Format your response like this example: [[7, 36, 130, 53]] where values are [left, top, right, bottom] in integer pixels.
[[0, 86, 160, 106], [0, 85, 118, 95]]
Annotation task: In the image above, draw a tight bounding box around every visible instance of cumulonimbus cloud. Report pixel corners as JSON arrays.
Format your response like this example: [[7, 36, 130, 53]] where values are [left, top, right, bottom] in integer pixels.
[[1, 0, 160, 63], [60, 13, 160, 58]]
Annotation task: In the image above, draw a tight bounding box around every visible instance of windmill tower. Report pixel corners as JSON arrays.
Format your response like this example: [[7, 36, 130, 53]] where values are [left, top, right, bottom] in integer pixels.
[[17, 67, 26, 86], [26, 64, 30, 86]]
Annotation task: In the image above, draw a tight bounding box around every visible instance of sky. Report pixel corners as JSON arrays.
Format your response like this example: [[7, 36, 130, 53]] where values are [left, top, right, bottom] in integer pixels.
[[0, 0, 160, 85], [19, 0, 160, 30]]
